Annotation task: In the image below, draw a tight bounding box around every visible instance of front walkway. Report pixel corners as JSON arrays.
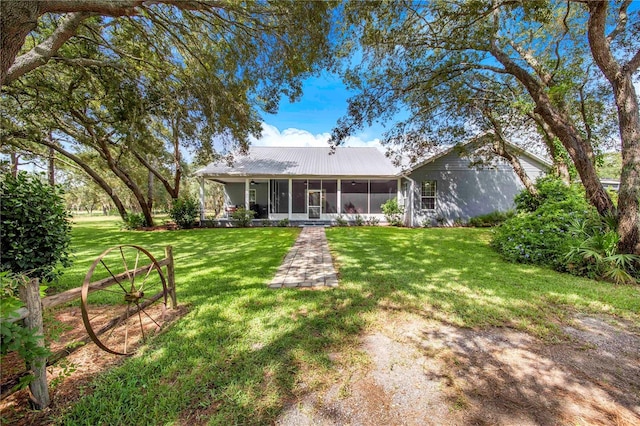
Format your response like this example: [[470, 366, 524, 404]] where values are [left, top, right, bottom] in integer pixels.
[[268, 227, 339, 288]]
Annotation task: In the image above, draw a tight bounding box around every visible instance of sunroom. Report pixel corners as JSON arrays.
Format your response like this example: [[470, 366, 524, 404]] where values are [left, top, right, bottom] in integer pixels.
[[195, 147, 403, 223]]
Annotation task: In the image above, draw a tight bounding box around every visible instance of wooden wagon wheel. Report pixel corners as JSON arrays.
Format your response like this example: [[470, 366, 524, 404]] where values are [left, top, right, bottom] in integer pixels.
[[81, 245, 168, 355]]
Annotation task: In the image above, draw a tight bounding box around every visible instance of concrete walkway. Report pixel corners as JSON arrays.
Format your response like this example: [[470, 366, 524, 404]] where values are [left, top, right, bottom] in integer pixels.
[[268, 227, 339, 288]]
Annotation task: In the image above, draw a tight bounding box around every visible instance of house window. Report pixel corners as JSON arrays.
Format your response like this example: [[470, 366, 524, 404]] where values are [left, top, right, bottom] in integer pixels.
[[249, 189, 256, 204], [421, 180, 436, 210]]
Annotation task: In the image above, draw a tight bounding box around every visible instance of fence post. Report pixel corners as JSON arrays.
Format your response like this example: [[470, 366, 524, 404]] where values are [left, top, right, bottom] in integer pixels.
[[165, 245, 177, 309], [18, 278, 50, 409]]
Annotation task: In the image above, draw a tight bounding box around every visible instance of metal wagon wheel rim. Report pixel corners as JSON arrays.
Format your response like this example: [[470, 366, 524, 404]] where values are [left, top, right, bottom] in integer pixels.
[[80, 245, 168, 355]]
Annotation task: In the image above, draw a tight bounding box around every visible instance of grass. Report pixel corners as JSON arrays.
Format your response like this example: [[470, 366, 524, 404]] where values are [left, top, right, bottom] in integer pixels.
[[48, 221, 639, 425]]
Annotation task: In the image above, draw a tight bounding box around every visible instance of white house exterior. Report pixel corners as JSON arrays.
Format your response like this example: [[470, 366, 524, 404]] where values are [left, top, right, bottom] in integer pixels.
[[195, 142, 550, 226]]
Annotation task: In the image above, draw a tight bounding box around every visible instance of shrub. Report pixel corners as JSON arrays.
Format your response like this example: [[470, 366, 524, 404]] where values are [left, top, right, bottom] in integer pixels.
[[492, 177, 593, 268], [468, 210, 515, 227], [365, 216, 380, 226], [563, 214, 639, 284], [261, 219, 273, 227], [354, 214, 365, 226], [123, 212, 146, 230], [277, 218, 289, 227], [231, 207, 255, 227], [381, 198, 404, 226], [335, 215, 348, 227], [170, 197, 199, 229], [514, 175, 583, 213], [0, 172, 72, 282]]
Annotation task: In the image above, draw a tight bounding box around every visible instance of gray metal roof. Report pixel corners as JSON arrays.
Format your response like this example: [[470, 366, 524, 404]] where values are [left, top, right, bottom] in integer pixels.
[[196, 146, 401, 177]]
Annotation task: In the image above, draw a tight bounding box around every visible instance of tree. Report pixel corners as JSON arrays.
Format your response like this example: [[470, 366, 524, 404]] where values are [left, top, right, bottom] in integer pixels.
[[333, 0, 639, 254], [585, 0, 640, 254], [2, 1, 335, 225]]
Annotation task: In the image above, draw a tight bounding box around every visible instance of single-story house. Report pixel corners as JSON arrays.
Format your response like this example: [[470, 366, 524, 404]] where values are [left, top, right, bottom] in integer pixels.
[[195, 141, 549, 226]]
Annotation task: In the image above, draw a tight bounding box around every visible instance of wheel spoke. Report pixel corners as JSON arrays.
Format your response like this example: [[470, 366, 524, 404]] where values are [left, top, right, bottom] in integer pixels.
[[105, 304, 130, 341], [100, 259, 129, 294], [131, 250, 141, 292], [138, 263, 155, 293], [138, 304, 163, 328], [119, 246, 132, 284], [124, 311, 129, 354], [136, 302, 146, 341]]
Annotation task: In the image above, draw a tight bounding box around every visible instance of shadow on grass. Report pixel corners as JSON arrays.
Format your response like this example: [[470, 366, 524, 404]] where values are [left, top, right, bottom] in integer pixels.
[[53, 224, 639, 425]]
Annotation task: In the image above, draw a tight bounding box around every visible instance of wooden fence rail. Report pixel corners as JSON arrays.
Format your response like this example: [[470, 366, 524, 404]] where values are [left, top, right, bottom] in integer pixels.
[[1, 245, 176, 409]]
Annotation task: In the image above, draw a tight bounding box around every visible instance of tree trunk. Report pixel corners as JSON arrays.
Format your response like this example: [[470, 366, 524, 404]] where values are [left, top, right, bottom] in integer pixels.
[[532, 113, 571, 184], [484, 113, 538, 196], [495, 143, 538, 196], [0, 1, 40, 86], [147, 168, 154, 213], [613, 77, 640, 255], [47, 144, 55, 186], [490, 42, 615, 216], [10, 152, 20, 177], [98, 140, 154, 226], [586, 0, 640, 255], [41, 139, 129, 221]]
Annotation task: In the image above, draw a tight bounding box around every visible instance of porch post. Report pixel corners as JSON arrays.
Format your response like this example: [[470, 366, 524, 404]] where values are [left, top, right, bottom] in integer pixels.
[[337, 179, 341, 215], [268, 179, 271, 219], [367, 179, 371, 214], [199, 176, 205, 222], [244, 178, 250, 210], [410, 179, 415, 227], [288, 178, 292, 221]]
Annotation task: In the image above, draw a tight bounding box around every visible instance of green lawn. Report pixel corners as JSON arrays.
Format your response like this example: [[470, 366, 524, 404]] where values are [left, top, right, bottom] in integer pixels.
[[51, 221, 639, 425]]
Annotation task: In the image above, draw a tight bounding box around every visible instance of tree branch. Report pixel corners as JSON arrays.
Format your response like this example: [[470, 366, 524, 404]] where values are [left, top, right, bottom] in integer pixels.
[[5, 12, 91, 85], [606, 0, 632, 42], [586, 1, 621, 83], [623, 48, 640, 74], [40, 1, 223, 15]]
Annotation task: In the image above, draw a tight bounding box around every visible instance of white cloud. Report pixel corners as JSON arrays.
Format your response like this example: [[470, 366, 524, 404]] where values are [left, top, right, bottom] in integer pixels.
[[251, 122, 383, 151]]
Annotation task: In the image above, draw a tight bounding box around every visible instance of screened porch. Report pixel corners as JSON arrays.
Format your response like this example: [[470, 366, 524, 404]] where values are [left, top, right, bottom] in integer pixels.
[[204, 177, 403, 222]]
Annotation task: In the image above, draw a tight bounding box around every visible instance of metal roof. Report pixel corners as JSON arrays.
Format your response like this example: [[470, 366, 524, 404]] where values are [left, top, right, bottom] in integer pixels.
[[196, 146, 401, 177]]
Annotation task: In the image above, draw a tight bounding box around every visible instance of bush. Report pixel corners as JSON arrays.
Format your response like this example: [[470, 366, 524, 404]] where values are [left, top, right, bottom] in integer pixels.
[[492, 177, 594, 268], [277, 218, 289, 227], [170, 197, 199, 229], [468, 210, 515, 227], [0, 172, 72, 281], [381, 198, 404, 226], [365, 216, 380, 226], [563, 214, 639, 284], [231, 207, 255, 227], [335, 215, 348, 227], [123, 212, 146, 230], [514, 175, 583, 213], [354, 214, 365, 226]]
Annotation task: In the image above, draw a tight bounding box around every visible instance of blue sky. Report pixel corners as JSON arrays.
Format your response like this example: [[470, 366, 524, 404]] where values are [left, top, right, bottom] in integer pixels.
[[250, 70, 389, 150]]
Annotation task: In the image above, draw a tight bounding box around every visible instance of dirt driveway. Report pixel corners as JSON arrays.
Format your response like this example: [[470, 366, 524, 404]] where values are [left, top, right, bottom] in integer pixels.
[[277, 312, 640, 426], [2, 310, 639, 425]]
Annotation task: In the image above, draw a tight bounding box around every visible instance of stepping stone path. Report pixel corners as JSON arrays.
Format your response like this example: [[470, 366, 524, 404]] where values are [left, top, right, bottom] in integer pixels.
[[269, 227, 338, 288]]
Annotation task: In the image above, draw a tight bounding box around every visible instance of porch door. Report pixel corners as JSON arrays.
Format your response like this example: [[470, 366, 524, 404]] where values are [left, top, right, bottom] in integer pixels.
[[308, 189, 322, 219]]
